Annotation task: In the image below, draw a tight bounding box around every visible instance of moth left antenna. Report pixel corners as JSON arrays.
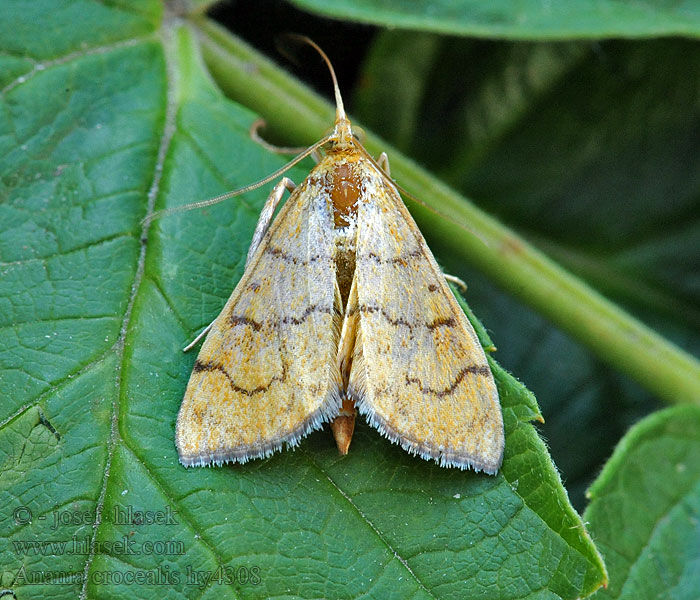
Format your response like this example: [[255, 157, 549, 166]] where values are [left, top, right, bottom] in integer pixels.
[[141, 133, 331, 227]]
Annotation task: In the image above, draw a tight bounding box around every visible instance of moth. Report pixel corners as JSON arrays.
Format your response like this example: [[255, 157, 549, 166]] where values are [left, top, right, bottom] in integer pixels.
[[175, 39, 504, 473]]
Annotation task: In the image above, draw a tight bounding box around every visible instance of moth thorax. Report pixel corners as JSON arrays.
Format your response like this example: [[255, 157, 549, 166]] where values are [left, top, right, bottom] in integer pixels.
[[330, 162, 361, 228]]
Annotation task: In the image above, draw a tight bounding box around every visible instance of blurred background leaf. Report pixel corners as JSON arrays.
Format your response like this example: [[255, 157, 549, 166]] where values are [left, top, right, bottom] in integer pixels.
[[289, 0, 700, 38]]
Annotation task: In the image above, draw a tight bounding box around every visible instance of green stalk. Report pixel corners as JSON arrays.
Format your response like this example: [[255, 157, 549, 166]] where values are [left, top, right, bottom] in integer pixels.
[[194, 18, 700, 406]]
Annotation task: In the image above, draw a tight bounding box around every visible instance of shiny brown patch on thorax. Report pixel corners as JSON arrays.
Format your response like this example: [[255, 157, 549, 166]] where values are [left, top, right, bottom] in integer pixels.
[[330, 161, 361, 228]]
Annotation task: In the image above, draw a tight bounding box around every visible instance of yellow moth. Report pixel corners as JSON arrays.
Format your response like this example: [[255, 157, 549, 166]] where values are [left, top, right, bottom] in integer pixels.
[[174, 40, 504, 473]]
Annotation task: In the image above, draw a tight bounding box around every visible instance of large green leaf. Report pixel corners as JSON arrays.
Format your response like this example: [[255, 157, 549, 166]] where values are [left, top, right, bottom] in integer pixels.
[[290, 0, 700, 39], [584, 405, 700, 600], [0, 2, 605, 599]]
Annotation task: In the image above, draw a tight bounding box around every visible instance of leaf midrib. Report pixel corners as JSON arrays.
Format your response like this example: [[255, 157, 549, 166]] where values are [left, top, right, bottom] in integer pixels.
[[77, 20, 183, 600]]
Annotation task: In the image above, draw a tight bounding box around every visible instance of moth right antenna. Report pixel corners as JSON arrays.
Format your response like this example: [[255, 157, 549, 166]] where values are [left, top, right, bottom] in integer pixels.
[[283, 34, 347, 125]]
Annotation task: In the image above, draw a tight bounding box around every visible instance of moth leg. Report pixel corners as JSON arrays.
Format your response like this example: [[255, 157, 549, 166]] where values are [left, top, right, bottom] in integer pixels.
[[246, 177, 296, 266], [377, 152, 391, 176], [444, 273, 468, 292], [183, 323, 213, 353]]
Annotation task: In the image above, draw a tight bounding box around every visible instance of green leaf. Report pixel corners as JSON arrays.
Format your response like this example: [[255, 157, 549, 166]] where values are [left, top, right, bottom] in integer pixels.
[[289, 0, 700, 39], [584, 405, 700, 599], [0, 2, 605, 598]]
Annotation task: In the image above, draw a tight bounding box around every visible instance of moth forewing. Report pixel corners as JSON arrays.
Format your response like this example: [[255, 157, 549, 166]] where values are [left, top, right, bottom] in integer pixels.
[[175, 168, 343, 467], [344, 161, 503, 473]]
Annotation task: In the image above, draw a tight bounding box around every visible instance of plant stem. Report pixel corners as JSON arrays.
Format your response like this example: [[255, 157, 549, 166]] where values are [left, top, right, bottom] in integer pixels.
[[194, 18, 700, 406]]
